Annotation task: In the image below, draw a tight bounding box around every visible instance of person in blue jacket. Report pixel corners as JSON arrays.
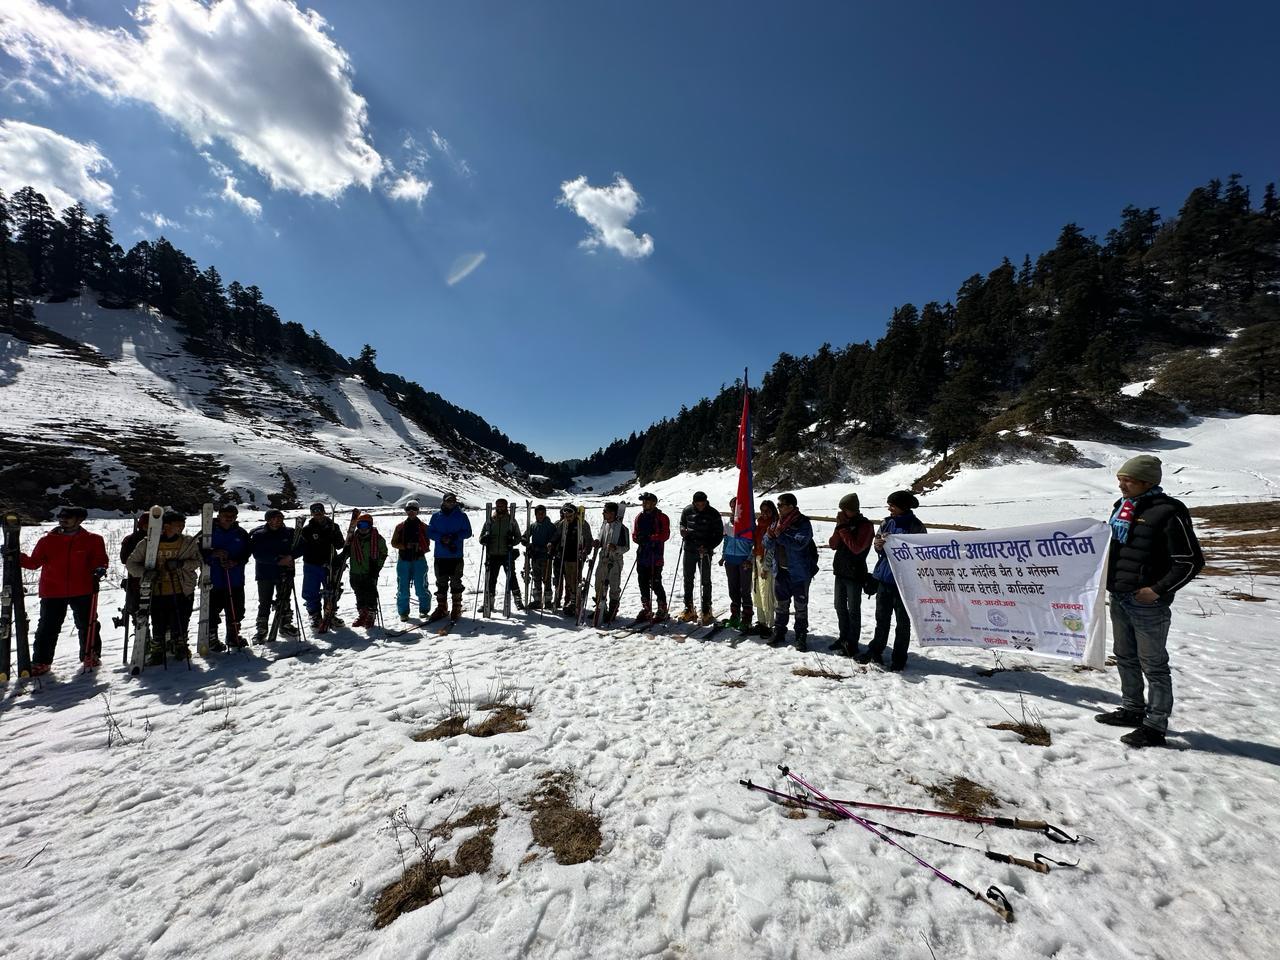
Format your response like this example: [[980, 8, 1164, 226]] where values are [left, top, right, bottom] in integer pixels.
[[721, 496, 755, 633], [857, 490, 927, 671], [763, 492, 816, 651], [204, 504, 252, 650], [427, 492, 473, 622], [249, 509, 299, 642]]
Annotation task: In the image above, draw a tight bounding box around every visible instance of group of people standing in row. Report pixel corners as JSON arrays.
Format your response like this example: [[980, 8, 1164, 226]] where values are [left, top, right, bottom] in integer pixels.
[[8, 453, 1201, 751]]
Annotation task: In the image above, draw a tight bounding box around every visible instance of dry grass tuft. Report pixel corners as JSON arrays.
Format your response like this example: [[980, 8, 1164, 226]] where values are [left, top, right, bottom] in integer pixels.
[[412, 716, 467, 742], [521, 770, 602, 866], [469, 705, 529, 738], [924, 776, 1002, 817], [988, 720, 1052, 747], [792, 666, 851, 682], [715, 678, 748, 688], [372, 858, 449, 929]]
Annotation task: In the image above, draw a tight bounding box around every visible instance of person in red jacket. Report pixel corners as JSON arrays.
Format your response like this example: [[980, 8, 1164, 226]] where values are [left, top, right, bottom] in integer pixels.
[[21, 506, 110, 673]]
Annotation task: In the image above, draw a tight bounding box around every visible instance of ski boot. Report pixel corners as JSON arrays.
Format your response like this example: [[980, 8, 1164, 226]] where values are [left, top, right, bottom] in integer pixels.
[[280, 621, 299, 638], [451, 594, 464, 622], [427, 601, 448, 622], [635, 608, 653, 622], [655, 605, 669, 621], [699, 611, 716, 627]]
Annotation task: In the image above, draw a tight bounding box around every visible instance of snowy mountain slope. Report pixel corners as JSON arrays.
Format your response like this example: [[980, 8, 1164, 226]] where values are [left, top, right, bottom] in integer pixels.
[[1, 494, 1277, 960], [0, 295, 531, 516]]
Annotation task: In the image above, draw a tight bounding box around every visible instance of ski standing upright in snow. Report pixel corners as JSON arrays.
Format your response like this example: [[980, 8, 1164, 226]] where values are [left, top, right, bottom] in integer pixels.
[[0, 512, 33, 683], [129, 505, 165, 676], [195, 502, 214, 656]]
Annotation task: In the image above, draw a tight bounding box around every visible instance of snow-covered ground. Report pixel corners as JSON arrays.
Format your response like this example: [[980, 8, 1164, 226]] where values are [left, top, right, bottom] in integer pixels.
[[3, 482, 1278, 959]]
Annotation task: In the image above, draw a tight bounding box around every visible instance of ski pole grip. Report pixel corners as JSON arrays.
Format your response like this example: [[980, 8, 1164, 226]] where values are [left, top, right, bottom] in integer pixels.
[[777, 765, 790, 776]]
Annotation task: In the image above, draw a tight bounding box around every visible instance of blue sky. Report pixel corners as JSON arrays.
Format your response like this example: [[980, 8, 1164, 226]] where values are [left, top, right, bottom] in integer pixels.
[[2, 1, 1278, 461]]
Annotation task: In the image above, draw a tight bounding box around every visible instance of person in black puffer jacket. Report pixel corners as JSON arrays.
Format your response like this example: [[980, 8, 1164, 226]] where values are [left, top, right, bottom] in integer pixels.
[[678, 491, 724, 623], [1095, 455, 1204, 749]]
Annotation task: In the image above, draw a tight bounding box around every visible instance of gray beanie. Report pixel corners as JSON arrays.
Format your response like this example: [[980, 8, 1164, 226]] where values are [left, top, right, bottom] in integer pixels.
[[1117, 455, 1162, 485], [839, 493, 860, 513]]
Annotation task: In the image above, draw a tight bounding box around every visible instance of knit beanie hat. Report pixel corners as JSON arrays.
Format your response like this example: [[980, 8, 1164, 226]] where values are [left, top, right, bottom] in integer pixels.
[[1117, 455, 1162, 485], [839, 493, 860, 513], [887, 490, 919, 511]]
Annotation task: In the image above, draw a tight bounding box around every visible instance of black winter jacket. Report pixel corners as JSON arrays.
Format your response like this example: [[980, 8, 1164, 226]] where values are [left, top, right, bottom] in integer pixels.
[[679, 504, 725, 553], [301, 518, 346, 566], [1106, 493, 1204, 598]]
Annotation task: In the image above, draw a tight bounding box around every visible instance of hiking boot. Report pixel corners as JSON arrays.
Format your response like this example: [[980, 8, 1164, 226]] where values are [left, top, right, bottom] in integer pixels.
[[451, 595, 464, 622], [399, 612, 411, 623], [1121, 725, 1167, 748], [31, 662, 52, 676], [699, 612, 716, 627], [1095, 708, 1145, 728], [81, 655, 102, 668], [677, 608, 698, 623], [768, 627, 785, 648], [207, 637, 227, 654], [252, 632, 267, 645], [655, 606, 669, 621], [635, 609, 653, 622], [227, 634, 248, 649], [855, 650, 883, 666], [427, 603, 448, 622], [795, 634, 808, 653], [173, 645, 191, 661], [888, 659, 906, 672], [280, 622, 299, 638]]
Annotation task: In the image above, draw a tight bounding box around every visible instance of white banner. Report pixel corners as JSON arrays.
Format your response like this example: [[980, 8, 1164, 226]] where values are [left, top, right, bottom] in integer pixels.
[[884, 517, 1110, 667]]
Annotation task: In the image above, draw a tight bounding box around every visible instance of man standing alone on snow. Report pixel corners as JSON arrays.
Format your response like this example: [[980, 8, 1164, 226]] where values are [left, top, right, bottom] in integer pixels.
[[679, 491, 724, 625], [22, 506, 109, 674], [391, 500, 431, 620], [1095, 455, 1204, 748]]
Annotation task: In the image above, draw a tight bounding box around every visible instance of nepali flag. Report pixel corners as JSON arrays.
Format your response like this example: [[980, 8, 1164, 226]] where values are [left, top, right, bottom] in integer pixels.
[[733, 371, 755, 538]]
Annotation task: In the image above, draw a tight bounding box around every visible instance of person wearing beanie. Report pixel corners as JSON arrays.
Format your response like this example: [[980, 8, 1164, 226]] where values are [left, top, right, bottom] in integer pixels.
[[21, 507, 109, 674], [590, 502, 631, 625], [678, 491, 724, 624], [204, 504, 252, 650], [829, 493, 874, 656], [249, 509, 300, 642], [300, 502, 346, 631], [751, 500, 779, 637], [631, 493, 670, 621], [127, 510, 201, 664], [427, 492, 472, 622], [479, 499, 524, 614], [391, 500, 431, 621], [522, 505, 560, 609], [347, 513, 388, 629], [858, 491, 927, 671], [1095, 456, 1204, 748], [553, 503, 592, 617], [762, 493, 816, 651]]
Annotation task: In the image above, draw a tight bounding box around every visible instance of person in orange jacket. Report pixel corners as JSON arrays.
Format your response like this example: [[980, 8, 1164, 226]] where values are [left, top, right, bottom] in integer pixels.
[[21, 506, 109, 673]]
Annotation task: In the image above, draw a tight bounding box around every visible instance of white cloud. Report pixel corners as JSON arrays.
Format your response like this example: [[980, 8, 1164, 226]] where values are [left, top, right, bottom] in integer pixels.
[[430, 128, 472, 177], [186, 204, 215, 219], [0, 0, 386, 199], [446, 251, 486, 286], [558, 173, 654, 259], [0, 118, 115, 210], [220, 175, 262, 219], [144, 210, 181, 231], [386, 172, 431, 206]]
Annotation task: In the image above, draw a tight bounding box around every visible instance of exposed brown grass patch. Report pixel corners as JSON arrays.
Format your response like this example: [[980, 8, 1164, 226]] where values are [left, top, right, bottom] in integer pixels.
[[468, 705, 529, 738], [373, 858, 448, 929], [715, 678, 748, 688], [1188, 501, 1280, 528], [988, 720, 1052, 747], [412, 716, 467, 742], [975, 663, 1044, 678], [924, 776, 1002, 817], [521, 770, 602, 866], [1222, 590, 1268, 602], [429, 803, 501, 841], [792, 667, 851, 682]]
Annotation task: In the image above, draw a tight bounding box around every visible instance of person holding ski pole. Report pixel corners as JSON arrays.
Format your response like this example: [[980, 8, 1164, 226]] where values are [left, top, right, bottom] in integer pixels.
[[523, 505, 559, 609], [829, 493, 875, 657], [751, 500, 778, 637], [300, 502, 346, 631], [678, 491, 723, 626], [858, 490, 926, 671], [591, 502, 631, 625], [1095, 455, 1204, 748], [391, 500, 432, 621], [554, 504, 590, 617], [721, 496, 754, 635], [426, 492, 472, 623], [249, 509, 300, 642], [205, 504, 251, 650], [128, 510, 201, 664], [21, 506, 109, 674], [347, 513, 388, 629], [115, 512, 149, 634], [631, 492, 670, 621], [763, 493, 816, 652], [479, 499, 523, 613]]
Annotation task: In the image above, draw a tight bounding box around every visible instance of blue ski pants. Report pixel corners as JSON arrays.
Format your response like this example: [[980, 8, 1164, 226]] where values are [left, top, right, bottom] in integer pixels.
[[397, 558, 430, 615], [302, 563, 328, 616]]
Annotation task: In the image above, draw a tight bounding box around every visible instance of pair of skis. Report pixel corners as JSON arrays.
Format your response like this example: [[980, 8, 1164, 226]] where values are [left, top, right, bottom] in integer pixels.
[[0, 512, 32, 683], [128, 506, 166, 676], [319, 508, 359, 634]]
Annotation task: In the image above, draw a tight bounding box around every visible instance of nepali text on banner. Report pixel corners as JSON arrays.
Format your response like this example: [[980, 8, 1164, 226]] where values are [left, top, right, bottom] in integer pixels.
[[884, 518, 1110, 667]]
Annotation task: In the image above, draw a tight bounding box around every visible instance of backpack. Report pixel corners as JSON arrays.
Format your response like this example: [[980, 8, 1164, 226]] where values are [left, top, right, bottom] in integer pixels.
[[806, 537, 820, 571]]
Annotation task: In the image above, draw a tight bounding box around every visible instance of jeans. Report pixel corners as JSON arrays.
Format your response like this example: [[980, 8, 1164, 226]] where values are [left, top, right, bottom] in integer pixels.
[[725, 557, 753, 624], [1109, 591, 1174, 732], [33, 595, 99, 664], [683, 549, 713, 613], [868, 580, 910, 666], [302, 562, 329, 616], [833, 576, 862, 651], [396, 558, 429, 615], [773, 568, 810, 638]]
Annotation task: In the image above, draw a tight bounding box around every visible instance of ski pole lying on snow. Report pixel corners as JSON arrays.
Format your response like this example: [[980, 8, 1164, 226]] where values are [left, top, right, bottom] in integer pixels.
[[740, 780, 1078, 873], [779, 766, 1016, 924]]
